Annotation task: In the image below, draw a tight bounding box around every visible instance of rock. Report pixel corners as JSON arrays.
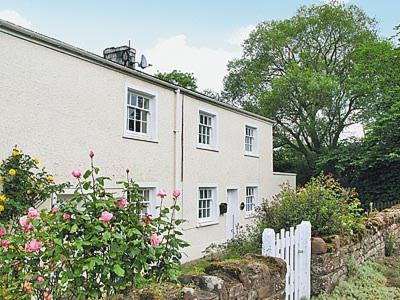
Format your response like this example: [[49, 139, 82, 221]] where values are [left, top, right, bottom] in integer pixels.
[[312, 237, 328, 254], [201, 276, 224, 291], [183, 287, 197, 300]]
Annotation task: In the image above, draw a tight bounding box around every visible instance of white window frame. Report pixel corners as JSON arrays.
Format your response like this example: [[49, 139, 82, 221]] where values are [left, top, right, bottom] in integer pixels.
[[245, 185, 258, 217], [123, 84, 158, 142], [197, 108, 218, 151], [197, 185, 218, 226], [244, 124, 259, 157], [137, 182, 158, 217]]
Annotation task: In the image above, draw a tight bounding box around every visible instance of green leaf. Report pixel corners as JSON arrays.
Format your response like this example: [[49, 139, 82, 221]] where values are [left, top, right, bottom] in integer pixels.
[[113, 264, 125, 277], [83, 170, 92, 179], [70, 224, 78, 234]]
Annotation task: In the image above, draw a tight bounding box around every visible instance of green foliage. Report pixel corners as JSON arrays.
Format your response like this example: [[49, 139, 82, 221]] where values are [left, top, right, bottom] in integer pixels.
[[385, 234, 397, 257], [256, 174, 365, 236], [0, 147, 68, 223], [0, 153, 188, 299], [155, 69, 198, 90], [202, 225, 261, 261], [224, 2, 378, 175], [316, 260, 400, 300], [318, 100, 400, 206]]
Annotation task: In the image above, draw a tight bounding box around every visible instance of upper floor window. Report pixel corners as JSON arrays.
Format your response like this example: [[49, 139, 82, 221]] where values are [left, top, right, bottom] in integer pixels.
[[245, 186, 257, 215], [198, 110, 218, 150], [124, 88, 158, 142], [245, 125, 258, 156], [198, 187, 216, 223]]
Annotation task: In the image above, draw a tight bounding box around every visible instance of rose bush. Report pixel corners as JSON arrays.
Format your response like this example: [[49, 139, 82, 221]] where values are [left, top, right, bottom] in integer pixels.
[[0, 147, 68, 223], [0, 151, 188, 299]]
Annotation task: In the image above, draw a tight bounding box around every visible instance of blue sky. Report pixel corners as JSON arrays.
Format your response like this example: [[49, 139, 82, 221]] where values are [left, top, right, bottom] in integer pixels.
[[0, 0, 399, 91]]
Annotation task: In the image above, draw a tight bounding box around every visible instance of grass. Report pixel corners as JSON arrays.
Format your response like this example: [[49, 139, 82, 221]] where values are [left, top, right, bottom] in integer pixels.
[[315, 256, 400, 300]]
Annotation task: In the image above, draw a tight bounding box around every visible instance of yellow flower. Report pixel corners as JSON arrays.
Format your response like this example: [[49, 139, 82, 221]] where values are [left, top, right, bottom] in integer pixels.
[[18, 245, 23, 252], [0, 194, 7, 202], [11, 148, 21, 157], [33, 157, 40, 165], [27, 190, 32, 195], [8, 245, 15, 250], [0, 205, 4, 213], [47, 175, 54, 182], [8, 169, 16, 176]]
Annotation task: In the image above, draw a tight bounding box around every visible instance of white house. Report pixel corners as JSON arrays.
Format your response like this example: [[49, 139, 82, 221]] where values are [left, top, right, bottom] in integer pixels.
[[0, 19, 296, 260]]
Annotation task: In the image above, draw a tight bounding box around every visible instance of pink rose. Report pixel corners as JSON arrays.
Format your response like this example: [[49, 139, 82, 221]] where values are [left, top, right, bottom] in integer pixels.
[[1, 239, 10, 249], [0, 228, 5, 237], [150, 233, 160, 247], [71, 169, 82, 178], [52, 207, 59, 214], [19, 216, 33, 232], [63, 213, 71, 221], [25, 239, 42, 253], [115, 198, 127, 209], [99, 211, 113, 223], [172, 189, 181, 198], [27, 207, 40, 219], [156, 189, 167, 198], [89, 150, 95, 158], [36, 276, 45, 283]]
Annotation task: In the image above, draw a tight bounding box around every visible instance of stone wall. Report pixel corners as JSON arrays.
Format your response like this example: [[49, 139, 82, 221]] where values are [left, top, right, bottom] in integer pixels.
[[311, 205, 400, 296], [115, 254, 287, 300]]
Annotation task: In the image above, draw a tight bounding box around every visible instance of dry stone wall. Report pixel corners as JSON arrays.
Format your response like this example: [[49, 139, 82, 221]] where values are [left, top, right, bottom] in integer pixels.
[[114, 254, 287, 300], [311, 205, 400, 296]]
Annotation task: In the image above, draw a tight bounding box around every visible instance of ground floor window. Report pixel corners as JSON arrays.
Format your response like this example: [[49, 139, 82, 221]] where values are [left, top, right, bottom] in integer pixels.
[[245, 186, 257, 214], [198, 187, 216, 222]]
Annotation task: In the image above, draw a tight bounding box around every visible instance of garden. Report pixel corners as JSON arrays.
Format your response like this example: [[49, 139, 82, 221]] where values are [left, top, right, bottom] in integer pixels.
[[0, 147, 188, 299]]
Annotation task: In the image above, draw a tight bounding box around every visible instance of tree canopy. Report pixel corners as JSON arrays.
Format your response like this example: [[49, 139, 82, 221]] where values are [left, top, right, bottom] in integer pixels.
[[154, 69, 198, 90], [223, 3, 379, 174]]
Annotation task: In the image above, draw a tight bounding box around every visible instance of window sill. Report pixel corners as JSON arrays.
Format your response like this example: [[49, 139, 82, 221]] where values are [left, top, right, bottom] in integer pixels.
[[123, 133, 159, 143], [244, 153, 259, 158], [197, 145, 219, 152], [245, 212, 256, 219], [196, 220, 219, 227]]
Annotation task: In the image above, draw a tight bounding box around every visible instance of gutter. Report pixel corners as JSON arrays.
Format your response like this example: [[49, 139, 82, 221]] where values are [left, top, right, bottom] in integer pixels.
[[0, 19, 274, 125]]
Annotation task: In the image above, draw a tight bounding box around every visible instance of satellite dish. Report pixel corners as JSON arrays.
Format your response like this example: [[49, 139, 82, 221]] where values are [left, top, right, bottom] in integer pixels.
[[138, 54, 152, 69]]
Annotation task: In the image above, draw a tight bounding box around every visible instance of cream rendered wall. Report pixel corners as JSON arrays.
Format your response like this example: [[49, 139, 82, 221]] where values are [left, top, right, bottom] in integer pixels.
[[180, 95, 276, 259], [0, 32, 175, 196], [0, 29, 292, 261]]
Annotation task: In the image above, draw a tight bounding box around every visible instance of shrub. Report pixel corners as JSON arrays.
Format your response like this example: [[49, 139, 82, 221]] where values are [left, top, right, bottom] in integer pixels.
[[0, 151, 188, 299], [256, 174, 365, 237], [0, 146, 68, 223]]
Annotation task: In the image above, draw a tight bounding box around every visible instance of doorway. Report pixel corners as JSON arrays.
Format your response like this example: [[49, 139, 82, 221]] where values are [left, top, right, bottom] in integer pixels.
[[226, 189, 240, 240]]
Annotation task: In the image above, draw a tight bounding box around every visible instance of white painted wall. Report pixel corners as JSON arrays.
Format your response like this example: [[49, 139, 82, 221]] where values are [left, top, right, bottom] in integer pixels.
[[0, 27, 295, 261]]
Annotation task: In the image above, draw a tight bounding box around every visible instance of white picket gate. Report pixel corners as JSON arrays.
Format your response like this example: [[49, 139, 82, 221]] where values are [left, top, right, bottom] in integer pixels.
[[262, 221, 311, 300]]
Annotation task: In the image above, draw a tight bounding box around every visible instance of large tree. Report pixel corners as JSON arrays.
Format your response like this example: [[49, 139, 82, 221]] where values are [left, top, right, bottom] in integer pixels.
[[155, 69, 198, 90], [223, 3, 378, 174], [318, 27, 400, 205]]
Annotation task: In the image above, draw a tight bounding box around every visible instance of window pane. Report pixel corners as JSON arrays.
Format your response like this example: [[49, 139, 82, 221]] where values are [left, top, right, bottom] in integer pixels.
[[128, 119, 135, 131], [135, 109, 141, 120], [138, 96, 143, 108]]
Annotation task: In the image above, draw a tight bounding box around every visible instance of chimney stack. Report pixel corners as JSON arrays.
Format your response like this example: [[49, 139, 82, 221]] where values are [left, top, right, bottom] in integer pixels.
[[103, 46, 136, 69]]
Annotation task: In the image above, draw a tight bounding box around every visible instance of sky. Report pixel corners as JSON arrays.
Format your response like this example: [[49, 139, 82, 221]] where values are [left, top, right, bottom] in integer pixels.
[[0, 0, 399, 92]]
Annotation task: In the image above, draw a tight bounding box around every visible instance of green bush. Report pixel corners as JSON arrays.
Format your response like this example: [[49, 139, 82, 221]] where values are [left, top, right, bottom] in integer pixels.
[[0, 147, 68, 223], [257, 174, 365, 237], [316, 260, 400, 300], [0, 151, 189, 299]]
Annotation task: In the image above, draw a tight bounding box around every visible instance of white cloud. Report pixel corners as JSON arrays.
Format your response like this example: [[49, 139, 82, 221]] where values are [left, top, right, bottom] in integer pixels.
[[144, 34, 239, 91], [0, 10, 32, 29], [227, 24, 256, 46]]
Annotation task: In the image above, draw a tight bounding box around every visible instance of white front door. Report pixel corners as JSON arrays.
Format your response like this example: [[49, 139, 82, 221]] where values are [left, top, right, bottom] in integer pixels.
[[226, 189, 240, 240]]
